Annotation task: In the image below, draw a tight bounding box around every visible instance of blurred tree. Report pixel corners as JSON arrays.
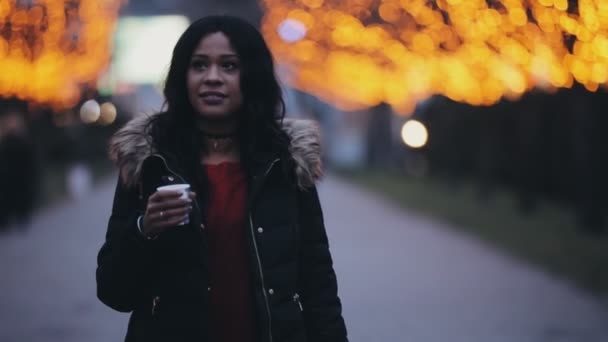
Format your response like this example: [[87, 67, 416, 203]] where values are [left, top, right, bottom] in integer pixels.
[[417, 88, 607, 235]]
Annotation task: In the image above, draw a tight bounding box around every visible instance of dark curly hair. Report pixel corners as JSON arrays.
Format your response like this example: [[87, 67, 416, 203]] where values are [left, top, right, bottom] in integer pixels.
[[147, 15, 291, 186]]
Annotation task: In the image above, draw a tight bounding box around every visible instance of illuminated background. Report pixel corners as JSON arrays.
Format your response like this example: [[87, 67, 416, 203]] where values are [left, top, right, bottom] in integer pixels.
[[261, 0, 608, 113]]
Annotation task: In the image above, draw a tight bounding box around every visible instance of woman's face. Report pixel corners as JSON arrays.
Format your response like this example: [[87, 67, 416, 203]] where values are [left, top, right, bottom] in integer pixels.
[[187, 32, 242, 120]]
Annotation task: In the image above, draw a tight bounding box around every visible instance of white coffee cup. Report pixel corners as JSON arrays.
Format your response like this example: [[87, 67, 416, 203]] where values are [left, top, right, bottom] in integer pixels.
[[156, 184, 191, 225]]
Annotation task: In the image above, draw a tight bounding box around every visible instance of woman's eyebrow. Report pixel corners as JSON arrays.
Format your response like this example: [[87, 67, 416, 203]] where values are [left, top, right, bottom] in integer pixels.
[[191, 53, 239, 58]]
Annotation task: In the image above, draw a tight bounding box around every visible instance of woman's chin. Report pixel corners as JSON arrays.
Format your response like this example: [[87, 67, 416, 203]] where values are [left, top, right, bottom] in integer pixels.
[[197, 109, 233, 122]]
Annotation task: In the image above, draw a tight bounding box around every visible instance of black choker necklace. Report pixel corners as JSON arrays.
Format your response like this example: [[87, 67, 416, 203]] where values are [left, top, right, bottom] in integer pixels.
[[202, 132, 236, 152]]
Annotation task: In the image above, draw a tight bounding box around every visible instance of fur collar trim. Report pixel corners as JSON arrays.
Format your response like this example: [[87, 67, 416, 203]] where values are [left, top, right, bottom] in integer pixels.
[[108, 114, 323, 189]]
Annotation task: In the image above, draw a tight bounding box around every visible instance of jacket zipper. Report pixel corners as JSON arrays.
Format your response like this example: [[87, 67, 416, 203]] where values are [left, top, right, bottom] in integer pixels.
[[149, 155, 204, 319], [249, 158, 280, 342], [151, 296, 160, 315], [293, 293, 303, 312]]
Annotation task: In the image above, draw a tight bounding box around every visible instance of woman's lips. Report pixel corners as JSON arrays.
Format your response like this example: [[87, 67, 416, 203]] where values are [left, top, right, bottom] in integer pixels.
[[200, 92, 226, 105]]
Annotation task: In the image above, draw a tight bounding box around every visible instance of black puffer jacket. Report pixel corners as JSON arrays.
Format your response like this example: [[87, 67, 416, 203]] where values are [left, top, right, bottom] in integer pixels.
[[96, 115, 348, 342]]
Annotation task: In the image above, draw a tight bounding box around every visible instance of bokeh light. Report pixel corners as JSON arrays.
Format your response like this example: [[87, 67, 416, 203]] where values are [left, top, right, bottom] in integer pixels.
[[261, 0, 608, 114], [278, 18, 308, 43], [98, 101, 117, 125], [401, 119, 428, 148], [80, 99, 100, 124]]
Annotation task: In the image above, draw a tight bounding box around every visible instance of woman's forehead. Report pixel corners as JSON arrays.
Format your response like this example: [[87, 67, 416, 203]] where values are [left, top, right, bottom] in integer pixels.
[[193, 32, 238, 57]]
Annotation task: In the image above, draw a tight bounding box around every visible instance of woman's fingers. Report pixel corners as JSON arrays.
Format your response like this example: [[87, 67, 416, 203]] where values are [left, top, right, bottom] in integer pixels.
[[148, 190, 192, 211], [150, 190, 182, 202], [158, 212, 190, 227], [145, 210, 190, 235], [155, 206, 191, 221], [148, 198, 191, 213]]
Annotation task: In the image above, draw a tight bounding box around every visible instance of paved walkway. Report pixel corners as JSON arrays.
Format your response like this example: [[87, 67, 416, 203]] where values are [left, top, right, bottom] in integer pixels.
[[1, 175, 606, 342]]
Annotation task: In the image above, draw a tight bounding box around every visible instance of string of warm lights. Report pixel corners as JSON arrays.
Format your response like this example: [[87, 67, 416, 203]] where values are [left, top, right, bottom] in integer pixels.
[[0, 0, 124, 109], [261, 0, 608, 114]]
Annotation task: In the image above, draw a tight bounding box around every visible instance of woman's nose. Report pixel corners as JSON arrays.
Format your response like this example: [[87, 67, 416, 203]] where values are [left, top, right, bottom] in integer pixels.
[[204, 65, 222, 84]]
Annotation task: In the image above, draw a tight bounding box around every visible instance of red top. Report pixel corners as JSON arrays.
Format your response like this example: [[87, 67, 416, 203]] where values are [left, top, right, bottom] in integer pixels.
[[205, 162, 257, 342]]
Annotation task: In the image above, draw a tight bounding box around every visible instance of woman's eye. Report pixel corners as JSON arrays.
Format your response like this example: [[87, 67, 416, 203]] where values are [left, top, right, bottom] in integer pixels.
[[222, 62, 239, 71], [191, 61, 207, 70]]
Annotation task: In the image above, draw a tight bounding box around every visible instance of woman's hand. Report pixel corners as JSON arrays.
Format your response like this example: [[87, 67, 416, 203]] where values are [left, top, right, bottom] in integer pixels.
[[141, 190, 196, 237]]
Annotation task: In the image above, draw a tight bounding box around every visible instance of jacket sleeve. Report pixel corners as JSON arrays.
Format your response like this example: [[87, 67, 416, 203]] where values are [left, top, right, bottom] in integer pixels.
[[297, 185, 348, 342], [96, 177, 154, 312]]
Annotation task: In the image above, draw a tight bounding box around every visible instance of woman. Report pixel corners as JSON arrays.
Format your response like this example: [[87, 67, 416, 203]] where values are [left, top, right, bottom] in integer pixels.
[[96, 15, 348, 342]]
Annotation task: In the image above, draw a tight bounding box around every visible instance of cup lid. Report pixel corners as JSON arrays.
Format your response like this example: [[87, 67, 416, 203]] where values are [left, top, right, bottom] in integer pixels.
[[157, 184, 190, 192]]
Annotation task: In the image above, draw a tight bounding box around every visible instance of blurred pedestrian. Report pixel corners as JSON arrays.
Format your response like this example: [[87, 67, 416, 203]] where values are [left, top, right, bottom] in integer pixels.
[[0, 107, 39, 230], [96, 16, 348, 342]]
